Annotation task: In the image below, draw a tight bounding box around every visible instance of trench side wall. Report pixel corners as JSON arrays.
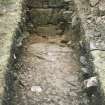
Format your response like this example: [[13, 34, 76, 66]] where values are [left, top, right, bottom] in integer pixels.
[[74, 0, 105, 104], [0, 0, 23, 104]]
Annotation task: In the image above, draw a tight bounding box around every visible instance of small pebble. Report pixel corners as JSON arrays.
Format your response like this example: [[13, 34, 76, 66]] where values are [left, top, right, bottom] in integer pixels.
[[67, 41, 72, 45], [13, 54, 16, 59], [31, 86, 42, 93]]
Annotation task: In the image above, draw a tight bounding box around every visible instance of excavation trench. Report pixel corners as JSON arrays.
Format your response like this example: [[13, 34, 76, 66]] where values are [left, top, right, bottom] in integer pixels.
[[4, 0, 102, 105]]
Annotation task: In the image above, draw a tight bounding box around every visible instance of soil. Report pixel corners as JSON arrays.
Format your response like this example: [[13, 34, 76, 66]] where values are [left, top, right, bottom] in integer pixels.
[[8, 25, 88, 105]]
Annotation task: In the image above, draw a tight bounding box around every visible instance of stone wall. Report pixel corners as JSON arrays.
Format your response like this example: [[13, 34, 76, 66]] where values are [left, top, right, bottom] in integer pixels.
[[0, 0, 22, 104], [25, 0, 67, 26], [74, 0, 105, 104]]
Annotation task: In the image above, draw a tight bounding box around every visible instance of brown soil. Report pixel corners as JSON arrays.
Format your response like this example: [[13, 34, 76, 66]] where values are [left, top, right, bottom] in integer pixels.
[[9, 25, 88, 105]]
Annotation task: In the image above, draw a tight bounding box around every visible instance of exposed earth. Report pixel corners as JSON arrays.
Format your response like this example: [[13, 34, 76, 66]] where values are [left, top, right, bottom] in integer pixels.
[[9, 25, 88, 105]]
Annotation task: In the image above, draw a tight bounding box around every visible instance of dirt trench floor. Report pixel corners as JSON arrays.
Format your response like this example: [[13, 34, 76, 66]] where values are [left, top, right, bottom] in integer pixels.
[[9, 25, 88, 105]]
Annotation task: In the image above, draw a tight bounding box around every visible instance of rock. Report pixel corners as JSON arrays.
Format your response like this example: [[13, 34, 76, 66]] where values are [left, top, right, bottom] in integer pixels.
[[31, 86, 42, 93], [81, 67, 90, 79], [80, 56, 88, 65], [16, 41, 22, 47], [16, 37, 23, 47], [89, 40, 97, 50], [84, 77, 98, 97], [89, 0, 99, 6], [62, 10, 73, 21], [94, 32, 101, 37], [71, 13, 79, 29], [84, 76, 98, 88], [96, 17, 102, 23], [79, 41, 83, 48], [81, 67, 90, 74], [87, 19, 92, 23], [67, 41, 72, 45], [13, 54, 16, 60]]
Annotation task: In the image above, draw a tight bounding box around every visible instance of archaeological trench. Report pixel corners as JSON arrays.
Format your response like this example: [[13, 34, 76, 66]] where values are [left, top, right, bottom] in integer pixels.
[[0, 0, 105, 105]]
